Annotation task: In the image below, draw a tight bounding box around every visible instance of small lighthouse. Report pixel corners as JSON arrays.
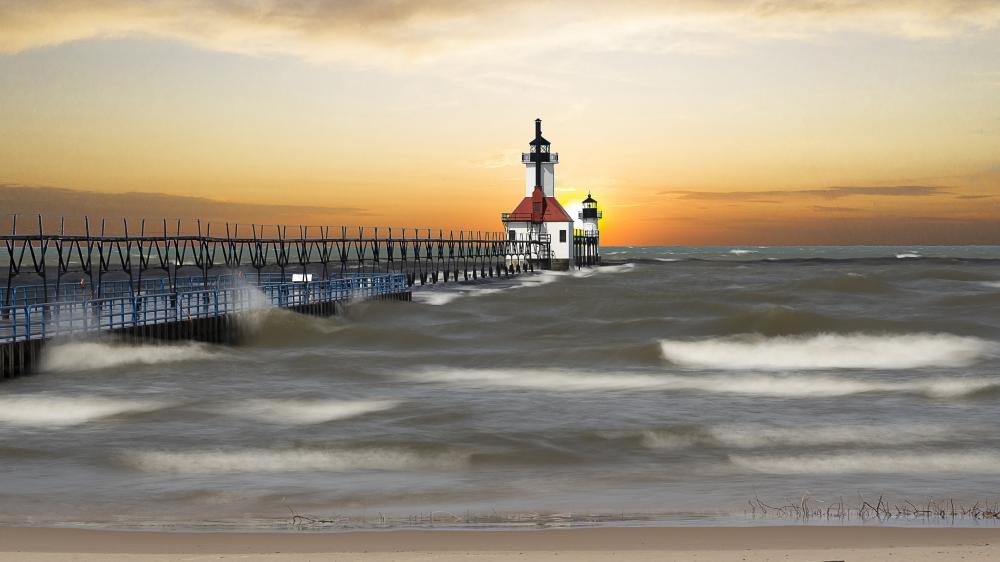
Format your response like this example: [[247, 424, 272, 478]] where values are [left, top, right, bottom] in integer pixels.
[[501, 119, 601, 269], [579, 192, 601, 235]]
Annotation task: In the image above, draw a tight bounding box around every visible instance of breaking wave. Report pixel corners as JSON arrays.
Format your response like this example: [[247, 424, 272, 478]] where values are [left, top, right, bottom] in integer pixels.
[[896, 252, 922, 259], [240, 308, 346, 347], [406, 367, 998, 398], [659, 333, 995, 370], [729, 249, 757, 255], [221, 399, 399, 425], [39, 342, 218, 372], [0, 395, 170, 427], [731, 452, 1000, 474], [123, 447, 467, 474], [412, 291, 465, 306]]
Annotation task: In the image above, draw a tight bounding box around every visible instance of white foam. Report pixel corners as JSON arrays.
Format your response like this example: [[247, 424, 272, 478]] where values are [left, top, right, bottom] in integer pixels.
[[659, 333, 995, 370], [0, 395, 169, 427], [595, 263, 636, 274], [655, 258, 680, 262], [728, 249, 757, 255], [40, 342, 218, 372], [232, 281, 277, 333], [707, 424, 952, 449], [409, 368, 669, 392], [124, 447, 466, 474], [732, 452, 1000, 474], [407, 367, 997, 398], [635, 430, 705, 450], [982, 281, 1000, 289], [413, 270, 569, 306], [412, 291, 465, 306], [222, 399, 399, 425], [896, 252, 921, 259]]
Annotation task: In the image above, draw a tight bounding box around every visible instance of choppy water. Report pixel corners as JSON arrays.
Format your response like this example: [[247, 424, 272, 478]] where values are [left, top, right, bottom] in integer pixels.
[[3, 245, 1000, 528]]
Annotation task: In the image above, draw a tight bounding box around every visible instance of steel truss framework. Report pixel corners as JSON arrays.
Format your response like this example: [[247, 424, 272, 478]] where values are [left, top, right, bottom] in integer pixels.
[[573, 230, 601, 267], [2, 215, 553, 306]]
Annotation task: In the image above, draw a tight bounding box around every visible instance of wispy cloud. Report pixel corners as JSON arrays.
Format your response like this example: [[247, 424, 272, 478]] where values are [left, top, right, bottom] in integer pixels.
[[813, 205, 860, 212], [0, 184, 373, 226], [1, 1, 997, 65], [662, 185, 949, 200]]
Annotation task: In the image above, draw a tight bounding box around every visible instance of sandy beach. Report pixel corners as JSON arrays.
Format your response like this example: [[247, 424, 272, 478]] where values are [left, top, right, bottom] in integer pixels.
[[2, 525, 1000, 561]]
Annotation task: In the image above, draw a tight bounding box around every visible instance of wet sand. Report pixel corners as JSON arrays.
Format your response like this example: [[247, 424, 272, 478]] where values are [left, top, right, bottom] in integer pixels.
[[2, 525, 999, 561]]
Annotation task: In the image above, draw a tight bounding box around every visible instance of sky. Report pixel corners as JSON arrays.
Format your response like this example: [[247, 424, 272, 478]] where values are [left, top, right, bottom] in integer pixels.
[[0, 0, 998, 245]]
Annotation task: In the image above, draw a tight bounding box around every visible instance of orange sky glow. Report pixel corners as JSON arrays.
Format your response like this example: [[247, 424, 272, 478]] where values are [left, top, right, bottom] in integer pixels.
[[1, 0, 998, 245]]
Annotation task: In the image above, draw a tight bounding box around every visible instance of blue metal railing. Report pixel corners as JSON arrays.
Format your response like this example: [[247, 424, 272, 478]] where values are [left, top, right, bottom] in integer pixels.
[[0, 272, 408, 343], [0, 272, 403, 308]]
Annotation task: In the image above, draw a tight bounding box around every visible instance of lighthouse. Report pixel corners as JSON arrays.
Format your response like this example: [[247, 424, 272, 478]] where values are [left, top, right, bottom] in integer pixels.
[[575, 191, 602, 266], [501, 119, 601, 270], [579, 192, 601, 234]]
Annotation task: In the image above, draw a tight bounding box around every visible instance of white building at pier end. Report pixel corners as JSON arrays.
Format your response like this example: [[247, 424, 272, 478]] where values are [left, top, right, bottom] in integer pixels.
[[501, 119, 602, 269]]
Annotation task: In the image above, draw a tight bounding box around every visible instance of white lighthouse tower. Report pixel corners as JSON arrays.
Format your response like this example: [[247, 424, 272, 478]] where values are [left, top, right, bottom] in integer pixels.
[[575, 191, 602, 265], [579, 192, 601, 235], [502, 119, 575, 270]]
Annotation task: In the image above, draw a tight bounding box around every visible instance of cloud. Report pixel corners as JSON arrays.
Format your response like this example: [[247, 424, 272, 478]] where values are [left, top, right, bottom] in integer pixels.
[[1, 1, 998, 64], [663, 185, 949, 200], [0, 184, 373, 230], [813, 205, 860, 212]]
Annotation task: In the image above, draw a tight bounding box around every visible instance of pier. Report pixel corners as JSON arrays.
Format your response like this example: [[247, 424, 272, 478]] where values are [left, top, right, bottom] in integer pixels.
[[1, 216, 552, 378]]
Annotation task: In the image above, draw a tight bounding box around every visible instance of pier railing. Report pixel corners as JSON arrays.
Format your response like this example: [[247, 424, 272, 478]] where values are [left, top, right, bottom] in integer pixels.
[[1, 215, 552, 307], [0, 214, 555, 350], [0, 272, 409, 343]]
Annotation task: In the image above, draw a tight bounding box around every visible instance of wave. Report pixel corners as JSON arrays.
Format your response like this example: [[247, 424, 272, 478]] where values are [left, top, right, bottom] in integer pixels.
[[731, 452, 1000, 474], [593, 263, 636, 274], [408, 368, 671, 392], [909, 269, 996, 282], [123, 447, 467, 474], [983, 281, 1000, 289], [413, 272, 563, 306], [794, 273, 891, 294], [728, 249, 757, 255], [220, 399, 399, 425], [605, 423, 954, 451], [0, 395, 170, 427], [413, 264, 634, 305], [39, 341, 218, 372], [240, 308, 347, 346], [705, 307, 909, 336], [413, 291, 464, 306], [655, 258, 680, 262], [896, 252, 922, 259], [659, 333, 995, 370], [710, 424, 954, 448], [405, 367, 998, 398]]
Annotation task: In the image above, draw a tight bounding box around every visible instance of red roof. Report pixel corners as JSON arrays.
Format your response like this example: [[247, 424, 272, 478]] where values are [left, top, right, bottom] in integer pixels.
[[506, 195, 573, 223]]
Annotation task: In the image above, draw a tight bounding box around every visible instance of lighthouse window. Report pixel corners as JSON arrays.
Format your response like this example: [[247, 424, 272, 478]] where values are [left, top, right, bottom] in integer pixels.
[[559, 230, 567, 243], [509, 230, 516, 241]]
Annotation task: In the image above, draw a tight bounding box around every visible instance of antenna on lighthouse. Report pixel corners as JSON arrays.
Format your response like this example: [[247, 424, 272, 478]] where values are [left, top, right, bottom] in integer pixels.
[[534, 118, 543, 188]]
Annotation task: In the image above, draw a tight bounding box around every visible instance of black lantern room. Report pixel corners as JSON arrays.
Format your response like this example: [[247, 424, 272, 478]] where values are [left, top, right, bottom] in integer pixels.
[[581, 192, 599, 219]]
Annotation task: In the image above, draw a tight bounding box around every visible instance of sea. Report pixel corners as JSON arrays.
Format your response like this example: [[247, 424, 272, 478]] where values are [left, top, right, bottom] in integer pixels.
[[2, 245, 1000, 529]]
